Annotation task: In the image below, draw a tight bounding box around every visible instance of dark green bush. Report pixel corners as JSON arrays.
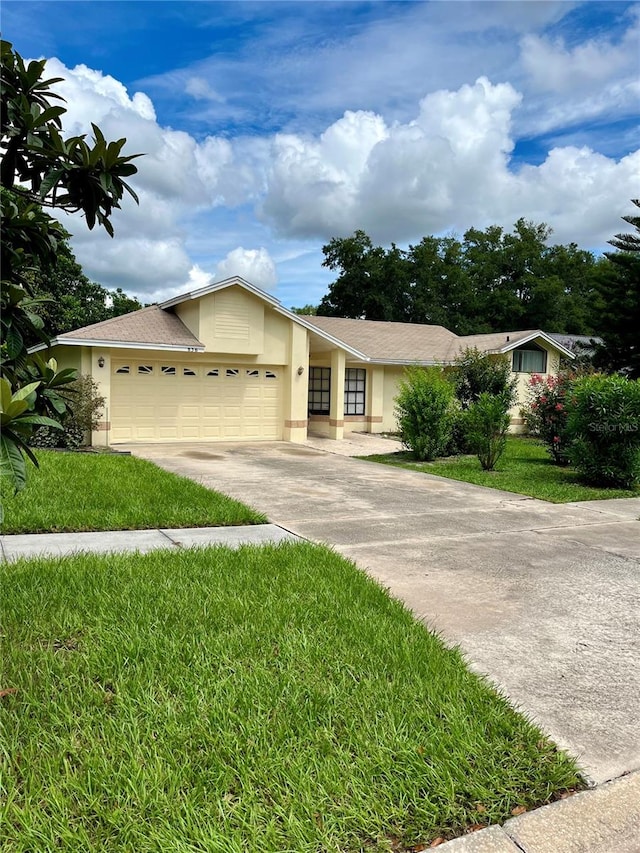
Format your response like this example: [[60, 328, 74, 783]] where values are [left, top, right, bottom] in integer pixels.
[[31, 374, 105, 450], [464, 392, 511, 471], [567, 374, 640, 488], [448, 348, 517, 410], [395, 367, 455, 461]]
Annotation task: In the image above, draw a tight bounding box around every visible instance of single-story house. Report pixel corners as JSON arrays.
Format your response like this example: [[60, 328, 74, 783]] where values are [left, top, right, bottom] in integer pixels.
[[35, 276, 573, 447]]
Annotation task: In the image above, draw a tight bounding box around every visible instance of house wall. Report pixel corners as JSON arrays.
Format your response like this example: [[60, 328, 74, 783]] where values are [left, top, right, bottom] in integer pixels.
[[175, 287, 267, 356], [381, 366, 406, 433], [509, 344, 560, 433], [49, 284, 309, 446]]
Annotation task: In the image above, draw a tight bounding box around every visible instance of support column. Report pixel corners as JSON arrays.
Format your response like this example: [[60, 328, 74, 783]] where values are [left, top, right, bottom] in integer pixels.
[[329, 349, 345, 440]]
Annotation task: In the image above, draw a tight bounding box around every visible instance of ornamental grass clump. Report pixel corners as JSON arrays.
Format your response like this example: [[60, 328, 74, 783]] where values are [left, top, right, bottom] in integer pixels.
[[395, 366, 455, 461], [567, 374, 640, 489], [523, 373, 574, 465]]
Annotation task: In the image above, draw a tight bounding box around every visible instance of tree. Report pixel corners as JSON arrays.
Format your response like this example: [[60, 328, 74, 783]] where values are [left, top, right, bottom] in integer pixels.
[[317, 221, 598, 334], [1, 39, 141, 497], [290, 304, 318, 316], [593, 200, 640, 378], [318, 231, 412, 320]]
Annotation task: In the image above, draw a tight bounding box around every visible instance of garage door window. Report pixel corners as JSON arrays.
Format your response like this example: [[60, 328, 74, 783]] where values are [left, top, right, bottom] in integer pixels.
[[161, 366, 176, 376], [183, 367, 197, 376], [207, 368, 219, 377], [138, 365, 153, 375], [115, 365, 130, 374]]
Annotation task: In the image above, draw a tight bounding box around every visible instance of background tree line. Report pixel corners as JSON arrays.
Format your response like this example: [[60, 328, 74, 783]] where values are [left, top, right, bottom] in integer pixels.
[[306, 219, 617, 337]]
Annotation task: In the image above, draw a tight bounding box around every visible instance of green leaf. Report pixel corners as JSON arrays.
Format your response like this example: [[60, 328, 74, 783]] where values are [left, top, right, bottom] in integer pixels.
[[0, 433, 27, 495], [13, 381, 41, 402]]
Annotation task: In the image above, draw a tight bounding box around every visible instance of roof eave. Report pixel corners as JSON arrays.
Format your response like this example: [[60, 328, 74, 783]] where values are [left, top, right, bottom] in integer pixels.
[[496, 331, 575, 359], [29, 338, 205, 354]]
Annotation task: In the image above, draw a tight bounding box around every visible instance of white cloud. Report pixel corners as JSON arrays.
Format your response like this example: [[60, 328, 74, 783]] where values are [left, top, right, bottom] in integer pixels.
[[214, 247, 277, 291], [260, 76, 638, 249], [520, 16, 639, 94], [33, 51, 639, 306]]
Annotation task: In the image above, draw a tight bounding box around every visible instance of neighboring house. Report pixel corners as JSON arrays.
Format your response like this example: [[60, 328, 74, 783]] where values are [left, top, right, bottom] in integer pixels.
[[34, 276, 573, 446]]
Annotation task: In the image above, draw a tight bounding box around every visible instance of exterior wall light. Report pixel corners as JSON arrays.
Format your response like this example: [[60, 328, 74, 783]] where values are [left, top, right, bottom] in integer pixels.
[[98, 356, 105, 368], [297, 366, 304, 375]]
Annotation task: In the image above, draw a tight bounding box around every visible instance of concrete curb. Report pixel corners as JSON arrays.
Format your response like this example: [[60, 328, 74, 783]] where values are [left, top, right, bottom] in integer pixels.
[[436, 770, 640, 852], [0, 524, 299, 561]]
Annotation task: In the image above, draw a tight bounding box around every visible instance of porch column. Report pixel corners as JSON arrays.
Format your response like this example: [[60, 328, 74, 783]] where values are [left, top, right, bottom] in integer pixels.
[[329, 349, 345, 440]]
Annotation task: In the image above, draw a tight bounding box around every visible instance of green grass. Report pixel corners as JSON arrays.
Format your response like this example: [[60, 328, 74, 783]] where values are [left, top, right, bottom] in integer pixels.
[[0, 451, 265, 533], [362, 436, 640, 503], [0, 542, 582, 852]]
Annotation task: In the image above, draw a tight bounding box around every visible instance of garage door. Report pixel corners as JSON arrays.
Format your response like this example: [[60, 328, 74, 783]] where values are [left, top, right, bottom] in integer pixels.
[[110, 360, 282, 442]]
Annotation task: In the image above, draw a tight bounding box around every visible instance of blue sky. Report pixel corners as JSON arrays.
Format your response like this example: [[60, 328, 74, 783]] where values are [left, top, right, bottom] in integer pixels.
[[4, 1, 639, 307]]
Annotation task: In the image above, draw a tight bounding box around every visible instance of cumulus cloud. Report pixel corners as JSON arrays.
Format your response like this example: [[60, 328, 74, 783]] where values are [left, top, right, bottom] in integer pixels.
[[260, 76, 638, 248], [41, 58, 266, 299], [214, 248, 277, 291], [34, 53, 639, 305]]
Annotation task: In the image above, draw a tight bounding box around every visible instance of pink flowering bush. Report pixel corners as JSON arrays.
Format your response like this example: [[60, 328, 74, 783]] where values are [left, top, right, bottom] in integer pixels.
[[522, 373, 575, 464]]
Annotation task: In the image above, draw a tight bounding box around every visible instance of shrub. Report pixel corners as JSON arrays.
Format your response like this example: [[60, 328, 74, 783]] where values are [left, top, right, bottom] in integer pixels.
[[32, 375, 105, 450], [395, 367, 455, 461], [448, 348, 517, 410], [464, 393, 511, 471], [522, 373, 574, 465], [567, 374, 640, 488]]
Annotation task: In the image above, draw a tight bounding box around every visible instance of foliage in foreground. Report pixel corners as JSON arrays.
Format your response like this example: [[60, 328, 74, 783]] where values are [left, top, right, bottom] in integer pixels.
[[31, 374, 105, 449], [568, 374, 640, 488], [0, 543, 583, 852], [395, 366, 454, 461], [0, 450, 265, 533], [0, 39, 140, 495]]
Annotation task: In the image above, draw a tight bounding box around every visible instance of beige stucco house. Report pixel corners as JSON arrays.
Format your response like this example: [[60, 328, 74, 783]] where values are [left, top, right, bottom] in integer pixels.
[[36, 276, 572, 447]]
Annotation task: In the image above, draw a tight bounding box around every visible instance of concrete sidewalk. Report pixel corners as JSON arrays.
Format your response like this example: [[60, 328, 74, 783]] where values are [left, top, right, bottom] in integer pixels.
[[436, 770, 640, 852], [0, 523, 299, 561]]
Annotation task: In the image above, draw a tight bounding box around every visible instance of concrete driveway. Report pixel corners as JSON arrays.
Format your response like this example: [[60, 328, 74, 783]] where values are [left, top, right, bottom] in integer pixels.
[[124, 438, 640, 786]]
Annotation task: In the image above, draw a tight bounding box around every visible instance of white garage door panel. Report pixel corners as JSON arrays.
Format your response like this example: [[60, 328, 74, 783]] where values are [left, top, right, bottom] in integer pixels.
[[110, 361, 283, 442]]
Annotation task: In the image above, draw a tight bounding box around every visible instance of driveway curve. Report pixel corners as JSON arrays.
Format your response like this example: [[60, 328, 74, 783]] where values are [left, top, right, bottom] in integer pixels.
[[125, 439, 640, 786]]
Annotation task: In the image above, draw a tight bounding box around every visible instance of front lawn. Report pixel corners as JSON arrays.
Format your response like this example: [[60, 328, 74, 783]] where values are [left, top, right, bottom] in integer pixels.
[[362, 436, 640, 503], [1, 542, 582, 852], [0, 450, 265, 533]]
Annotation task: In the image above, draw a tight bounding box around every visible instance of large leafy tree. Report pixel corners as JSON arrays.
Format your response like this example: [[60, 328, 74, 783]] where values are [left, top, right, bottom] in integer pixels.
[[1, 39, 141, 496], [593, 200, 640, 378], [317, 221, 599, 334]]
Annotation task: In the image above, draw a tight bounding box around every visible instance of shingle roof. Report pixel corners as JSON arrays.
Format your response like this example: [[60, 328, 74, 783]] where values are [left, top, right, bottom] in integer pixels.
[[304, 316, 459, 362], [55, 305, 203, 349], [452, 330, 538, 356], [304, 318, 561, 362]]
